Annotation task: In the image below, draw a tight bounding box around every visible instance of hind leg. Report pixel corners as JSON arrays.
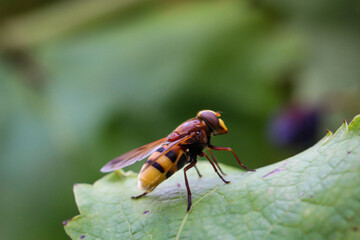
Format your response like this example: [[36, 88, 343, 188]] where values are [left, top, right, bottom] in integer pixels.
[[131, 192, 148, 199], [184, 160, 197, 212]]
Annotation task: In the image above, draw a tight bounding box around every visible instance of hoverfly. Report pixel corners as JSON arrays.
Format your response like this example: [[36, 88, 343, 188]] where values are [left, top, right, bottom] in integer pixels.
[[101, 110, 255, 212]]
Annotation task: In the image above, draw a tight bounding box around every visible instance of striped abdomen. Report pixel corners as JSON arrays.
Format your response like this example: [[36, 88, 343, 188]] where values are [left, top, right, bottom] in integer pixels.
[[138, 144, 189, 192]]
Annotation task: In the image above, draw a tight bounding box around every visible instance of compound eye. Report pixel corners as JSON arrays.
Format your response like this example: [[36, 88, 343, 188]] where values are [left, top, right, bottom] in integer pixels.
[[198, 110, 219, 130]]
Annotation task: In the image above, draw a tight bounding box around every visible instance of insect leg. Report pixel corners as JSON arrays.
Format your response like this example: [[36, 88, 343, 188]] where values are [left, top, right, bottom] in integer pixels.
[[194, 165, 202, 178], [131, 192, 148, 199], [184, 160, 197, 212], [201, 152, 230, 184], [207, 148, 226, 176], [209, 145, 255, 172]]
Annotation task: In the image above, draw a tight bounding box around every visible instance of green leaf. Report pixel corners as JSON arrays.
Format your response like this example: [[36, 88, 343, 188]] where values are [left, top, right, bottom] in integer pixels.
[[64, 115, 360, 240]]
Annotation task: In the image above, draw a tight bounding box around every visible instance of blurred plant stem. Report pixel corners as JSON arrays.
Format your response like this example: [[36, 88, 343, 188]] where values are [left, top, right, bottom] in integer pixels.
[[0, 0, 146, 49]]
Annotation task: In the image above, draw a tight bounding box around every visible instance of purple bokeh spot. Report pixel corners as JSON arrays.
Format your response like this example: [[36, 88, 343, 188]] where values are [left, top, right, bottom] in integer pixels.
[[268, 105, 321, 150]]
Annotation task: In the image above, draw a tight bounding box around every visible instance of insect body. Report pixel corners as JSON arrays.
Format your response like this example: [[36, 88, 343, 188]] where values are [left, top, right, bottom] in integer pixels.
[[138, 144, 189, 192], [101, 110, 255, 211]]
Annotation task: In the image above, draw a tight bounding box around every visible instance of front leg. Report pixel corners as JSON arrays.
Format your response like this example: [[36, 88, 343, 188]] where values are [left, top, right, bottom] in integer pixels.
[[209, 145, 255, 172]]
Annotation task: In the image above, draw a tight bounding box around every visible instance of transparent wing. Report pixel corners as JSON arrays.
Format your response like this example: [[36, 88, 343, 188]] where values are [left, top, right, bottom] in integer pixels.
[[100, 134, 195, 172], [100, 137, 168, 172]]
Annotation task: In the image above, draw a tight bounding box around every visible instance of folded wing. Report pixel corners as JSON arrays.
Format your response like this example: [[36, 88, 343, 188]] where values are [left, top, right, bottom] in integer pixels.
[[100, 137, 168, 172]]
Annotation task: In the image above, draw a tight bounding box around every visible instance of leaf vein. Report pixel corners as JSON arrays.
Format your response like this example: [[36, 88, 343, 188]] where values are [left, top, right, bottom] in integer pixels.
[[118, 200, 134, 240], [175, 183, 223, 240]]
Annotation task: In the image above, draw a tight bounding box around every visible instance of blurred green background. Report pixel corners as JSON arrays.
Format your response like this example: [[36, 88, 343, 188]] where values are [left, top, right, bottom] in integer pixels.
[[0, 0, 359, 239]]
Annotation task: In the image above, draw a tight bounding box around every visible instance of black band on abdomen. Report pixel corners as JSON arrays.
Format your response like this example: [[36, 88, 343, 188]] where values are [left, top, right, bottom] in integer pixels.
[[152, 162, 165, 173], [165, 150, 178, 163]]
